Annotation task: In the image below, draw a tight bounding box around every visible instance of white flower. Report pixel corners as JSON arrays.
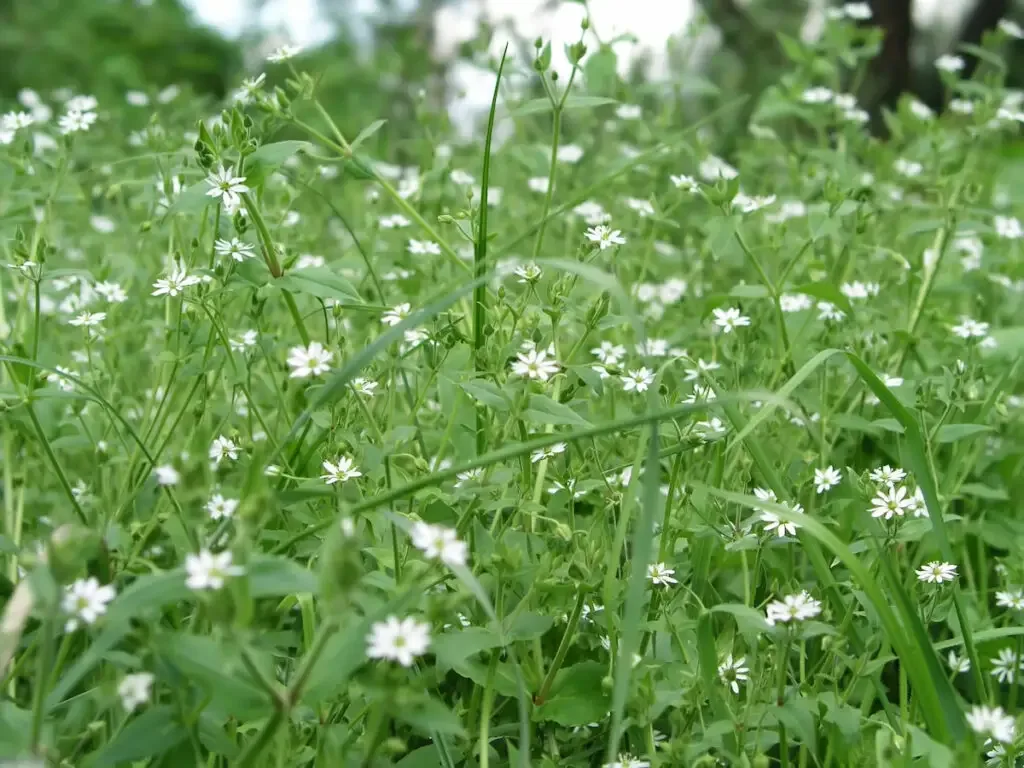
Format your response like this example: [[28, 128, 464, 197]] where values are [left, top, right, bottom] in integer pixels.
[[351, 377, 378, 397], [949, 99, 975, 115], [514, 263, 543, 283], [841, 2, 872, 19], [647, 562, 677, 587], [152, 265, 201, 297], [909, 99, 934, 121], [869, 465, 907, 485], [118, 673, 154, 712], [905, 486, 927, 518], [90, 215, 116, 233], [670, 174, 699, 192], [512, 349, 560, 381], [321, 456, 362, 484], [967, 705, 1015, 744], [760, 508, 802, 538], [712, 307, 751, 333], [615, 104, 642, 120], [625, 197, 655, 217], [801, 87, 834, 104], [935, 54, 965, 73], [584, 225, 627, 250], [68, 311, 106, 328], [94, 281, 127, 303], [287, 342, 333, 378], [991, 647, 1024, 684], [717, 654, 749, 694], [382, 302, 411, 326], [366, 615, 431, 666], [63, 577, 117, 631], [454, 468, 484, 488], [840, 281, 877, 300], [204, 165, 249, 206], [765, 591, 822, 626], [410, 522, 468, 567], [699, 155, 739, 181], [214, 237, 255, 262], [994, 215, 1022, 240], [869, 485, 913, 520], [999, 19, 1024, 39], [531, 442, 566, 463], [407, 239, 441, 255], [556, 143, 584, 163], [58, 109, 97, 134], [449, 169, 474, 185], [527, 176, 550, 194], [732, 193, 776, 213], [230, 330, 259, 351], [621, 367, 655, 393], [573, 201, 610, 225], [893, 158, 923, 178], [817, 301, 846, 322], [603, 755, 650, 768], [779, 293, 812, 313], [379, 214, 411, 229], [206, 493, 238, 520], [997, 589, 1024, 610], [267, 44, 302, 62], [1, 110, 34, 131], [947, 650, 971, 674], [684, 358, 720, 381], [916, 561, 958, 584], [154, 465, 180, 486], [951, 316, 990, 339], [812, 465, 842, 494], [592, 341, 626, 365], [185, 550, 243, 591], [209, 436, 239, 466]]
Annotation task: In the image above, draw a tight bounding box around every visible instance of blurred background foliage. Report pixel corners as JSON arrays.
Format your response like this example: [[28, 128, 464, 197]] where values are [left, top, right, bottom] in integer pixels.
[[0, 0, 1021, 135]]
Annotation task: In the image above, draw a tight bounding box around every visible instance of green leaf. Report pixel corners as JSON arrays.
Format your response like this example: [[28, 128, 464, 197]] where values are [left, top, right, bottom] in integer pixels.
[[163, 179, 213, 217], [275, 267, 363, 305], [523, 394, 592, 427], [393, 696, 466, 737], [91, 706, 187, 767], [153, 634, 272, 720], [350, 119, 386, 151], [47, 570, 192, 711], [933, 423, 993, 443], [0, 703, 31, 758], [244, 140, 313, 187], [433, 627, 502, 670], [584, 47, 618, 96], [247, 555, 317, 597], [502, 612, 554, 642], [459, 378, 512, 412], [510, 95, 617, 118], [534, 662, 610, 726], [710, 603, 771, 634]]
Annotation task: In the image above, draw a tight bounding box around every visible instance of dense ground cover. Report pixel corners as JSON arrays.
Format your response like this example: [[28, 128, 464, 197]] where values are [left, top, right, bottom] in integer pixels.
[[2, 5, 1024, 766]]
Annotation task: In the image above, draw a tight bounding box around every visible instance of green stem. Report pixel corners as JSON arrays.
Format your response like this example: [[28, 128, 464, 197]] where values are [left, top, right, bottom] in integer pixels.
[[536, 589, 586, 704], [24, 402, 88, 526], [282, 290, 311, 346]]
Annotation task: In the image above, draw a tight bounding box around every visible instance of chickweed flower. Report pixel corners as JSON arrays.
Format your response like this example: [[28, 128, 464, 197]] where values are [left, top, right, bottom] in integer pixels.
[[63, 577, 117, 631], [204, 165, 249, 206], [320, 456, 362, 485], [208, 435, 239, 466], [967, 705, 1015, 744], [382, 302, 411, 326], [760, 509, 801, 538], [621, 367, 655, 393], [214, 237, 255, 262], [118, 673, 154, 712], [813, 466, 842, 494], [712, 307, 751, 333], [366, 615, 431, 666], [869, 485, 913, 520], [718, 654, 749, 694], [205, 494, 238, 520], [410, 522, 468, 567], [647, 562, 677, 587], [287, 342, 333, 378], [916, 561, 958, 584], [152, 265, 201, 297], [765, 592, 822, 626], [584, 225, 627, 250], [512, 349, 560, 381], [185, 550, 243, 591], [267, 44, 302, 62], [869, 465, 907, 485]]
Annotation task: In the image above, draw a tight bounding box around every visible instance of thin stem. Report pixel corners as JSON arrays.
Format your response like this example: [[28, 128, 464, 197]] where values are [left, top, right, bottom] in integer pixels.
[[536, 588, 586, 703]]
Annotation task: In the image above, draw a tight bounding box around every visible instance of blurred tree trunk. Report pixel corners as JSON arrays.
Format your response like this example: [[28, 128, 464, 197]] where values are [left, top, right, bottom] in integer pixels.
[[864, 0, 914, 122]]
